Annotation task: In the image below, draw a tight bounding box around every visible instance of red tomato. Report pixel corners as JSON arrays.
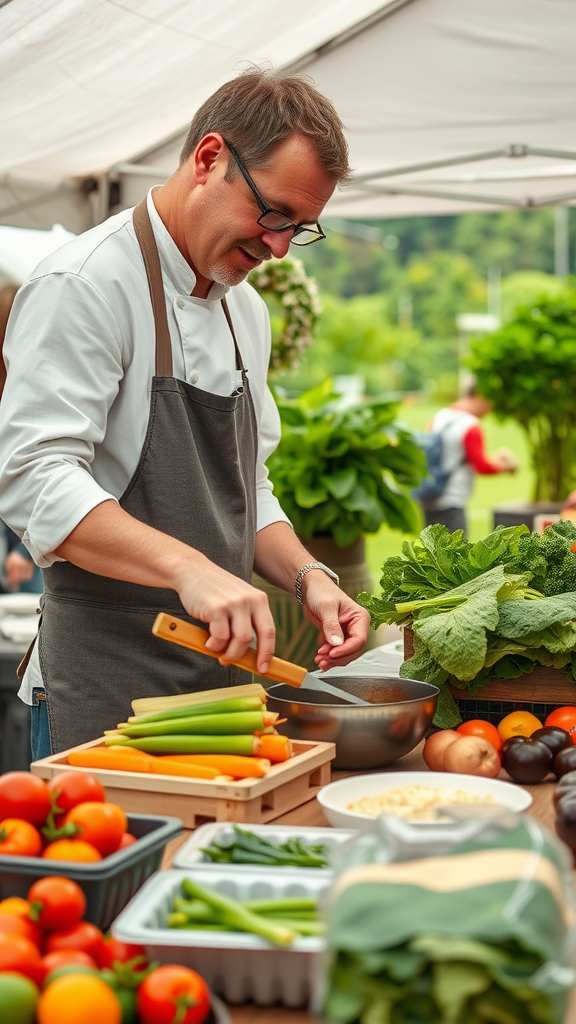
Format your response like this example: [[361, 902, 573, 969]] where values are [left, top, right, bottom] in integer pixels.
[[137, 965, 211, 1024], [45, 921, 105, 965], [0, 912, 43, 947], [0, 930, 43, 984], [63, 803, 127, 857], [47, 773, 106, 817], [116, 833, 137, 850], [28, 877, 86, 932], [0, 773, 51, 826], [0, 818, 43, 857], [545, 706, 576, 740], [456, 720, 502, 753], [39, 949, 99, 987], [99, 936, 148, 970]]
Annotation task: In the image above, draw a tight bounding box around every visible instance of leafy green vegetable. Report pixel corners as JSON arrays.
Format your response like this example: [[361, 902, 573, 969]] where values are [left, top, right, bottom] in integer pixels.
[[267, 379, 425, 547], [359, 523, 576, 718]]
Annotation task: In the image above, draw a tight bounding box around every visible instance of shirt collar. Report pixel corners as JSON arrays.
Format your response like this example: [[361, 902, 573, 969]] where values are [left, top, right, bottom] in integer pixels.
[[145, 187, 228, 302]]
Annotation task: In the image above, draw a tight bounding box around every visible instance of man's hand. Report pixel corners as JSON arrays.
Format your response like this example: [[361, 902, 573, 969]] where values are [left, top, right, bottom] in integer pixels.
[[4, 550, 35, 590], [300, 569, 370, 671], [171, 559, 276, 674]]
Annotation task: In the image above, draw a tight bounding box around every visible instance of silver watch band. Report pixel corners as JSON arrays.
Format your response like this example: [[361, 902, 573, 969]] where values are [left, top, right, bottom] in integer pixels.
[[294, 561, 340, 604]]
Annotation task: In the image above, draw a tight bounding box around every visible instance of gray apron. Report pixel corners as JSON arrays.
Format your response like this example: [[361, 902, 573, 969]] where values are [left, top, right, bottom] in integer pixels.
[[38, 199, 258, 753]]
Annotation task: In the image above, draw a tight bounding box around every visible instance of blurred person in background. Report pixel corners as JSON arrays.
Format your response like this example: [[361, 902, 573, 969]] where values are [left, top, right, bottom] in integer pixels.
[[421, 376, 519, 535], [0, 283, 42, 594]]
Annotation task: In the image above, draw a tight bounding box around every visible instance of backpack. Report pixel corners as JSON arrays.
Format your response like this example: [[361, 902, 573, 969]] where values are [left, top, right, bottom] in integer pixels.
[[412, 414, 463, 502]]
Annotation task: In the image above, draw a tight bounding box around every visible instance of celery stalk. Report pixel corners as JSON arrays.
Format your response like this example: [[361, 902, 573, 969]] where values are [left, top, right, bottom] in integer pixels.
[[117, 710, 264, 737], [104, 734, 258, 755], [131, 683, 266, 717], [181, 877, 294, 947], [126, 696, 264, 726]]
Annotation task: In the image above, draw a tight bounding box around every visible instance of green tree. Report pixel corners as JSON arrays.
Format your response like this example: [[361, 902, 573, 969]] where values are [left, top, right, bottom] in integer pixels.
[[468, 288, 576, 500]]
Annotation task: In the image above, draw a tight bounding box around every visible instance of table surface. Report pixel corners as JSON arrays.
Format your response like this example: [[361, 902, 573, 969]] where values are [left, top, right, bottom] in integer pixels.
[[162, 742, 576, 1024]]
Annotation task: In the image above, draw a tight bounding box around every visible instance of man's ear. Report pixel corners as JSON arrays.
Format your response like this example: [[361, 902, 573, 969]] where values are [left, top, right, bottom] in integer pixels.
[[192, 133, 227, 185]]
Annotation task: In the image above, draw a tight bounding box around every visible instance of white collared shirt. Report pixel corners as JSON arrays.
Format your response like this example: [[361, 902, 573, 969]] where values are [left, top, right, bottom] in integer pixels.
[[0, 189, 290, 703]]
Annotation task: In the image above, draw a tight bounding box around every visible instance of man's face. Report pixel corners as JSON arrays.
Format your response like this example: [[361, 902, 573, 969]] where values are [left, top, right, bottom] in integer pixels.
[[182, 133, 336, 294]]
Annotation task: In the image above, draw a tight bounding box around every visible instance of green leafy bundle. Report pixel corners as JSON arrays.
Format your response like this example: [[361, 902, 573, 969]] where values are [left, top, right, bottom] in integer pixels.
[[357, 521, 576, 727], [267, 379, 425, 548]]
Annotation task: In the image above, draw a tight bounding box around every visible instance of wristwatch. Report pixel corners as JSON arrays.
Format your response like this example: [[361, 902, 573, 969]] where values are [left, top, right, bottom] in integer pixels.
[[294, 562, 340, 604]]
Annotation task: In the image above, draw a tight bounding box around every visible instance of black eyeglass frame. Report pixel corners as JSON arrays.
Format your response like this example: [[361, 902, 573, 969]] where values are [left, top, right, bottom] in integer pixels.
[[223, 139, 326, 246]]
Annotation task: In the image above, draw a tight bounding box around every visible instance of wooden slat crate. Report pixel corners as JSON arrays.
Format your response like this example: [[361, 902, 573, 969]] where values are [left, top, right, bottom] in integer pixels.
[[31, 738, 336, 829], [403, 627, 576, 724]]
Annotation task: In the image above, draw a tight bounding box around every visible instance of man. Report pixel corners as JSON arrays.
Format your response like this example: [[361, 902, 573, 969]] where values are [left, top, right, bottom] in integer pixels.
[[0, 68, 369, 756], [421, 377, 519, 535]]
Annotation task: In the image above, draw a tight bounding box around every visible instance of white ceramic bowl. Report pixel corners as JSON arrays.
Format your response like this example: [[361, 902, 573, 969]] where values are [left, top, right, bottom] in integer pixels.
[[317, 770, 533, 831]]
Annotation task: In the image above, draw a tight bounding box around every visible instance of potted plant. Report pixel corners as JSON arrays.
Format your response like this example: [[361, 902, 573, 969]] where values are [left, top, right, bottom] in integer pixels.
[[255, 379, 425, 667], [467, 288, 576, 504]]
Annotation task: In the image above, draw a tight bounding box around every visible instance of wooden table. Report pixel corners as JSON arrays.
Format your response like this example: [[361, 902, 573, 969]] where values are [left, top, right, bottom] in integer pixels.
[[162, 742, 575, 1024]]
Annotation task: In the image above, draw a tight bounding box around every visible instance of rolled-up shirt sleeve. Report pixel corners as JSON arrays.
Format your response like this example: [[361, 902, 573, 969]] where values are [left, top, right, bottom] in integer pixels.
[[0, 273, 125, 566]]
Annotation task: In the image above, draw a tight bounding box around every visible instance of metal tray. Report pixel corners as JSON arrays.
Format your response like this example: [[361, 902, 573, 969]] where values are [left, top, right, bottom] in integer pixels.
[[172, 822, 357, 873]]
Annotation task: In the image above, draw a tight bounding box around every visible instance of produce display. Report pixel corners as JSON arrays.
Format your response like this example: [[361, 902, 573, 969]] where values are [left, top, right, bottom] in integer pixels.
[[199, 824, 330, 867], [0, 771, 134, 862], [66, 684, 295, 779], [358, 521, 576, 726], [167, 875, 324, 945], [0, 874, 213, 1023]]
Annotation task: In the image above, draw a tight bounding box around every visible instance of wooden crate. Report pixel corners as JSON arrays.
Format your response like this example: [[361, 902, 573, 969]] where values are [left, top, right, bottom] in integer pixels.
[[31, 738, 336, 829], [403, 627, 576, 723]]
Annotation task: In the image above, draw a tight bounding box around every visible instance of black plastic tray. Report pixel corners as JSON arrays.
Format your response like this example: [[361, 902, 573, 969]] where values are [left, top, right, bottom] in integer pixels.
[[0, 813, 182, 930]]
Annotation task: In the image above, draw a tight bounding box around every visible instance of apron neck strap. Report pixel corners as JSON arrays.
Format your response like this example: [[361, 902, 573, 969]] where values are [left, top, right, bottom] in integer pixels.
[[222, 297, 247, 375], [133, 198, 173, 377]]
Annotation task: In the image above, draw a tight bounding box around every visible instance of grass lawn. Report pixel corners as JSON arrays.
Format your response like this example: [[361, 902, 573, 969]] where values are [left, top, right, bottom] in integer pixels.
[[364, 400, 532, 590]]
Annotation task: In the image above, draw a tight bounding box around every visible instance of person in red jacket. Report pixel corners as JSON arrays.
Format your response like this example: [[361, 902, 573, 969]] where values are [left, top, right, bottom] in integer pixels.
[[421, 378, 519, 535]]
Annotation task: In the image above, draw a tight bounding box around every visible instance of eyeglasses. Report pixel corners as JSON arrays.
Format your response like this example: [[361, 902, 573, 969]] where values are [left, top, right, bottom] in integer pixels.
[[223, 139, 326, 246]]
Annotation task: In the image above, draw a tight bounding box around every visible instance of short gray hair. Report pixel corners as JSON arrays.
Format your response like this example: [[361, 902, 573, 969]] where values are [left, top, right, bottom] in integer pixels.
[[180, 66, 351, 184]]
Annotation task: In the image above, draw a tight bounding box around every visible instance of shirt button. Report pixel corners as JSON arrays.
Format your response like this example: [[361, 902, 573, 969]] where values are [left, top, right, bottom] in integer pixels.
[[176, 298, 185, 309], [189, 370, 199, 384]]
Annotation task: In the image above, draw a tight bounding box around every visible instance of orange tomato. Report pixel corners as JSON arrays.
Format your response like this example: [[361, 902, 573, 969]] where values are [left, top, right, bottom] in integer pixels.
[[63, 803, 127, 857], [0, 818, 43, 857], [0, 913, 43, 947], [456, 719, 502, 753], [0, 896, 32, 918], [545, 706, 576, 740], [0, 931, 43, 984], [38, 973, 121, 1024], [42, 839, 102, 863], [497, 710, 543, 742]]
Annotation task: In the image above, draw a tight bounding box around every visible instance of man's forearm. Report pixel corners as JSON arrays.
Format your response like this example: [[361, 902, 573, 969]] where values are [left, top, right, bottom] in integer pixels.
[[253, 522, 324, 596], [54, 499, 205, 591]]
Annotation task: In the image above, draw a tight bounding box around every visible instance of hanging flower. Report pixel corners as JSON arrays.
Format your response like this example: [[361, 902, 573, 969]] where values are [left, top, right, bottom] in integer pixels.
[[249, 256, 321, 372]]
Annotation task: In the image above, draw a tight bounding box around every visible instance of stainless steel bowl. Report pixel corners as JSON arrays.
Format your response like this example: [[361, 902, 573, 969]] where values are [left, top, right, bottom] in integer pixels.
[[266, 676, 439, 770]]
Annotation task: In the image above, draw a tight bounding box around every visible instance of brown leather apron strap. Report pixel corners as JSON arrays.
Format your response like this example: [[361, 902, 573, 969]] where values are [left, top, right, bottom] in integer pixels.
[[222, 297, 247, 376], [133, 199, 173, 377]]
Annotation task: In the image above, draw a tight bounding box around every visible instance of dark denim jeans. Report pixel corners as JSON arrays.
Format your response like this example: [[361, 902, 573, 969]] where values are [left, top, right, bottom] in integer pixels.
[[30, 688, 52, 760]]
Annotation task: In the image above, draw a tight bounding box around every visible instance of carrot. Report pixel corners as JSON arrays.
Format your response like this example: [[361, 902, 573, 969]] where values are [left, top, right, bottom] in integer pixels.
[[67, 747, 223, 780], [153, 753, 271, 778], [257, 734, 293, 762], [68, 748, 154, 771]]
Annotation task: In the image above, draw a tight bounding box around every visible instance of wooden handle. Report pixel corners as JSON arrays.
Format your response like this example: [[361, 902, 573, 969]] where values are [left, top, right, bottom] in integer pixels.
[[152, 613, 307, 688]]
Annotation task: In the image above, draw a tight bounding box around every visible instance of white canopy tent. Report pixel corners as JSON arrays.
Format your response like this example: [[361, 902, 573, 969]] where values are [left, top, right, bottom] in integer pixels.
[[2, 0, 575, 234]]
